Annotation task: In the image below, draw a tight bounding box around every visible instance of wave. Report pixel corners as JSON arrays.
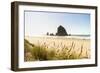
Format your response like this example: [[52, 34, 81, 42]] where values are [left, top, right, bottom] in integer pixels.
[[26, 35, 90, 40]]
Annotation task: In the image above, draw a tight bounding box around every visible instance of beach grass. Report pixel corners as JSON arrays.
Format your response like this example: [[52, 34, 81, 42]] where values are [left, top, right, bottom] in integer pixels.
[[24, 36, 90, 61]]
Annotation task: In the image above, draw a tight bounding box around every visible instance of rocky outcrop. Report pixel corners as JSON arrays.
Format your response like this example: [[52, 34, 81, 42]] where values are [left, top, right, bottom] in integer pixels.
[[56, 25, 68, 36]]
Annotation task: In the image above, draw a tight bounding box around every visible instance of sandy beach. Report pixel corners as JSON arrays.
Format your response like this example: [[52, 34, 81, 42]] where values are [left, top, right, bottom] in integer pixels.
[[24, 36, 91, 61]]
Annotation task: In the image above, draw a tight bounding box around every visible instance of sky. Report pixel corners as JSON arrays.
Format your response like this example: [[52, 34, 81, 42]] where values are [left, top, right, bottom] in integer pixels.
[[25, 11, 90, 36]]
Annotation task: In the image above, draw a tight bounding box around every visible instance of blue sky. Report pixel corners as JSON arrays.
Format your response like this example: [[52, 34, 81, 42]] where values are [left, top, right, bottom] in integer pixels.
[[25, 11, 90, 36]]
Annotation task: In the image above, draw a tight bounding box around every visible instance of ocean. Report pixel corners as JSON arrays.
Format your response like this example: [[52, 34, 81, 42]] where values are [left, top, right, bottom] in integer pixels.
[[27, 35, 90, 40]]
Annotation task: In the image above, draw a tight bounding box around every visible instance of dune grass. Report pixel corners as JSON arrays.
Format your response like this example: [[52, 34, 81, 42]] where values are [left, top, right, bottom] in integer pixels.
[[24, 39, 56, 61], [24, 39, 90, 61]]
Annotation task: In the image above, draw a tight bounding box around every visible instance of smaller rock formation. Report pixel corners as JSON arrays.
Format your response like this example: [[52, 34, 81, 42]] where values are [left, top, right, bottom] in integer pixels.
[[46, 32, 49, 35], [50, 33, 54, 36]]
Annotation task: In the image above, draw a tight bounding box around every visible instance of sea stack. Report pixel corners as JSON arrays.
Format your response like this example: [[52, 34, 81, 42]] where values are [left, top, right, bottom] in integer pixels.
[[56, 25, 68, 36]]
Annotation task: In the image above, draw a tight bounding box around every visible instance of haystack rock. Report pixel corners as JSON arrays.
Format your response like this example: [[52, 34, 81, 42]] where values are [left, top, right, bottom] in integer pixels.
[[56, 25, 68, 36]]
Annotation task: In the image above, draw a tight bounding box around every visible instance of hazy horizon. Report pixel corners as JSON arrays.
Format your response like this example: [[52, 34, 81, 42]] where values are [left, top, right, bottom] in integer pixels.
[[25, 11, 90, 36]]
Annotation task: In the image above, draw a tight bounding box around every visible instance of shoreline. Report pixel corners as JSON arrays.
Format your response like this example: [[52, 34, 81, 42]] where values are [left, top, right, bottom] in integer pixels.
[[25, 35, 90, 40]]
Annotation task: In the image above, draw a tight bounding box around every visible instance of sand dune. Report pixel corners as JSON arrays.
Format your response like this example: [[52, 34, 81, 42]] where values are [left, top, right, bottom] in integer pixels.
[[24, 36, 91, 61]]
